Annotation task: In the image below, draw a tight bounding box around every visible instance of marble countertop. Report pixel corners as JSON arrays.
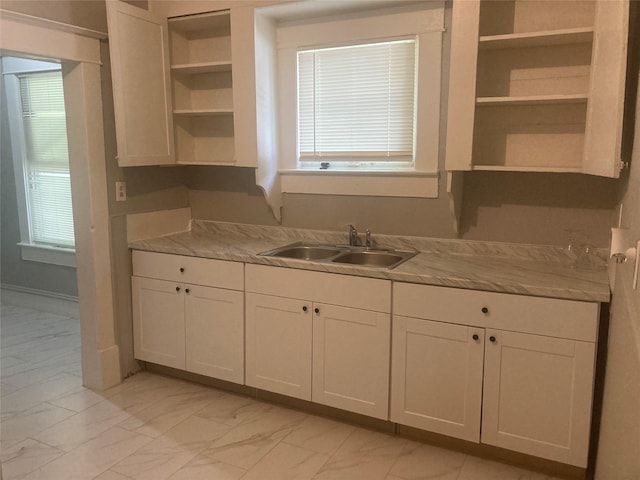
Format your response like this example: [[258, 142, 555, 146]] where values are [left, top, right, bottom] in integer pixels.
[[129, 220, 611, 303]]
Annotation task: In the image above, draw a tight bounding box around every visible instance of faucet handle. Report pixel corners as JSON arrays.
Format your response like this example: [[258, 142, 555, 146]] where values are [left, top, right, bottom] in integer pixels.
[[347, 224, 358, 246], [365, 229, 372, 248]]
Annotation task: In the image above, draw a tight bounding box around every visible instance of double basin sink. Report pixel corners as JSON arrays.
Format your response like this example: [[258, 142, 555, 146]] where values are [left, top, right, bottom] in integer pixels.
[[259, 242, 418, 269]]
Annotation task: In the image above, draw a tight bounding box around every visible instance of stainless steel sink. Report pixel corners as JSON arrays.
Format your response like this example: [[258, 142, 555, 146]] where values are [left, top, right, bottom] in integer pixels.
[[331, 251, 407, 268], [268, 245, 342, 260], [259, 242, 418, 269]]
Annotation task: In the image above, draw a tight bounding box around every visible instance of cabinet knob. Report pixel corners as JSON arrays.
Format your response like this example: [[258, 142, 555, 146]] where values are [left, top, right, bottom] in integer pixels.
[[185, 288, 190, 294], [180, 267, 185, 273], [489, 336, 496, 343], [175, 286, 181, 292], [314, 307, 320, 314], [302, 306, 308, 312], [481, 307, 489, 315], [472, 334, 479, 341]]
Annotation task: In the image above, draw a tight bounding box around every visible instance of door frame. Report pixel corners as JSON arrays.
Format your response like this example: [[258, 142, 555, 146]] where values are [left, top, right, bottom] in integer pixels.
[[0, 10, 121, 390]]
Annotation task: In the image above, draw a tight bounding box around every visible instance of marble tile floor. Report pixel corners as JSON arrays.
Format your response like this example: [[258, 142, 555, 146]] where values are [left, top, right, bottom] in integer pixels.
[[1, 304, 565, 480]]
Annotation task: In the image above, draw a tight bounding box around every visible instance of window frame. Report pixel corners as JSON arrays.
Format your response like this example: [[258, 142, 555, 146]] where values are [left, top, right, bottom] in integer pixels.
[[2, 58, 76, 268], [276, 3, 444, 198], [296, 38, 418, 167]]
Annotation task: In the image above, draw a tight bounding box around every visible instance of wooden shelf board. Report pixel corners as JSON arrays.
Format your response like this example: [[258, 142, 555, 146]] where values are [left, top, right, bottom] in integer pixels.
[[176, 160, 236, 166], [174, 109, 234, 117], [479, 27, 594, 50], [169, 11, 230, 33], [171, 62, 232, 74], [472, 165, 582, 173], [476, 94, 588, 106]]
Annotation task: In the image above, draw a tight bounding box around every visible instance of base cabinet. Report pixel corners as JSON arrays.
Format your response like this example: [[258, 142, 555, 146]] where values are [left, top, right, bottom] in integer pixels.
[[245, 293, 312, 400], [481, 329, 596, 467], [185, 286, 244, 384], [391, 282, 599, 467], [245, 264, 391, 418], [132, 251, 244, 384], [390, 316, 484, 442], [132, 276, 186, 370], [313, 303, 390, 420]]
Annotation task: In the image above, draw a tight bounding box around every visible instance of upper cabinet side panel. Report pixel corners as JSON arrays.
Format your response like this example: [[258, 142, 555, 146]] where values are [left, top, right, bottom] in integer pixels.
[[106, 1, 175, 166]]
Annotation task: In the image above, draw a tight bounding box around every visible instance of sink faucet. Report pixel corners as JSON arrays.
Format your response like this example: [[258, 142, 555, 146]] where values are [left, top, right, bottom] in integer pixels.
[[365, 229, 372, 248], [348, 224, 359, 246]]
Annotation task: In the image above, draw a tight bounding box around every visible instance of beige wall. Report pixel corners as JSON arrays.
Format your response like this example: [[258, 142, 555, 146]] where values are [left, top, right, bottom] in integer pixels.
[[595, 70, 640, 478]]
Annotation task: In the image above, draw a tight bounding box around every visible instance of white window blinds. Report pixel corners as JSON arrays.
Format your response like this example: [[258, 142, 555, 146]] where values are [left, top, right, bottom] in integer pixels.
[[297, 39, 417, 165], [19, 71, 75, 248]]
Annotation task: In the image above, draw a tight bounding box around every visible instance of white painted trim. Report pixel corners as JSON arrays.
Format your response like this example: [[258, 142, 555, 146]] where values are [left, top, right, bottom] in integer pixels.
[[276, 3, 444, 197], [19, 243, 76, 267], [0, 11, 102, 64], [1, 284, 79, 318], [126, 207, 192, 242], [277, 5, 445, 48], [0, 9, 107, 39]]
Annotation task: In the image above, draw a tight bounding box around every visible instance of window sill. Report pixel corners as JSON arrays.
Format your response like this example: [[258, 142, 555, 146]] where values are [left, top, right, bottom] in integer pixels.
[[279, 169, 439, 198], [19, 242, 76, 268]]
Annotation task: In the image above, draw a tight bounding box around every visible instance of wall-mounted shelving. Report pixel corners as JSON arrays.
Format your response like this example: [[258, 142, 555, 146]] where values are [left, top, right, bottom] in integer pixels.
[[446, 0, 629, 177], [169, 10, 235, 165]]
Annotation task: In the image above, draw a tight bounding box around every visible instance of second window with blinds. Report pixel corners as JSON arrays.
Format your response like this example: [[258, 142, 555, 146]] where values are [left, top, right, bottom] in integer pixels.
[[2, 57, 76, 267], [277, 2, 445, 198]]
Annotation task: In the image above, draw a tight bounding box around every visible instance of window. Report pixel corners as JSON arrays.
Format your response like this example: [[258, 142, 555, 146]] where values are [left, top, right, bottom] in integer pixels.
[[3, 57, 75, 267], [275, 2, 444, 197], [297, 39, 417, 168]]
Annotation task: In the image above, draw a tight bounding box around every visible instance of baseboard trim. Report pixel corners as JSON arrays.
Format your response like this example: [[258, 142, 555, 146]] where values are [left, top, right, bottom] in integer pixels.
[[1, 284, 79, 318]]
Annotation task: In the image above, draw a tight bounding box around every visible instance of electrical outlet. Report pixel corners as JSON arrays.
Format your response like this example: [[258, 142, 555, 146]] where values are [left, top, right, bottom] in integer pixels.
[[116, 181, 127, 202]]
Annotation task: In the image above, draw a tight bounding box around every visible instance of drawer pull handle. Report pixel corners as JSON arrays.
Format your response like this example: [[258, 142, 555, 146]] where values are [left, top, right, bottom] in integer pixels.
[[314, 307, 320, 314], [185, 288, 190, 294], [302, 306, 308, 312], [180, 267, 185, 273], [175, 286, 181, 292], [489, 336, 496, 343], [472, 334, 479, 341], [481, 307, 489, 315]]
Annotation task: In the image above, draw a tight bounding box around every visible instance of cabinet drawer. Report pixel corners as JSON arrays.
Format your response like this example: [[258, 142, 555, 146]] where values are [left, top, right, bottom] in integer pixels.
[[132, 250, 243, 290], [393, 283, 599, 342], [246, 264, 390, 313]]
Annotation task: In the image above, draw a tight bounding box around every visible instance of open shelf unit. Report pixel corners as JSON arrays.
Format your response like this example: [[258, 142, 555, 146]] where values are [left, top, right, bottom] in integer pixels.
[[475, 0, 594, 171], [168, 10, 235, 164], [445, 0, 628, 176]]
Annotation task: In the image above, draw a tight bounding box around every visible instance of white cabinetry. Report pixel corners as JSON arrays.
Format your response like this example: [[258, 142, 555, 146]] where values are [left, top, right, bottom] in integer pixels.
[[132, 251, 244, 384], [313, 303, 390, 420], [106, 1, 175, 166], [245, 293, 312, 400], [482, 329, 595, 465], [445, 0, 628, 177], [391, 283, 599, 467], [106, 2, 258, 167], [132, 276, 185, 369], [391, 316, 484, 442], [245, 264, 391, 419]]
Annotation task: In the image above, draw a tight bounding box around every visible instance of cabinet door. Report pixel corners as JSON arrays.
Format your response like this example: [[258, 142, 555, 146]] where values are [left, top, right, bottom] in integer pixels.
[[312, 304, 390, 420], [106, 0, 175, 166], [390, 316, 484, 441], [444, 0, 479, 171], [482, 330, 596, 467], [245, 293, 312, 400], [132, 276, 185, 369], [185, 285, 244, 384], [230, 6, 258, 168]]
